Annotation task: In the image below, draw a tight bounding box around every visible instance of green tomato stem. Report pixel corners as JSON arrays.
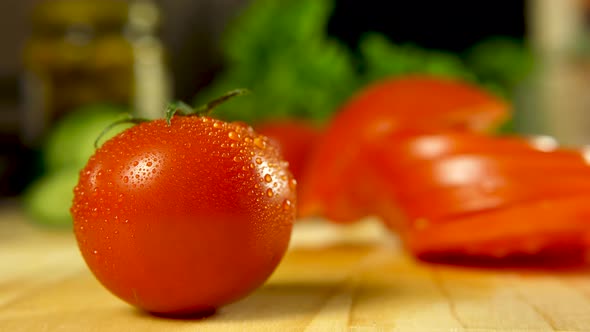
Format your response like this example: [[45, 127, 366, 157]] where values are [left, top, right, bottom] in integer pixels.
[[165, 89, 250, 125], [94, 115, 148, 149]]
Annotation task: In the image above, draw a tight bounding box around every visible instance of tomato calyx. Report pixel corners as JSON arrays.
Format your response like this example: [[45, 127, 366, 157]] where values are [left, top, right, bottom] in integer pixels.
[[93, 89, 251, 149], [165, 88, 250, 125]]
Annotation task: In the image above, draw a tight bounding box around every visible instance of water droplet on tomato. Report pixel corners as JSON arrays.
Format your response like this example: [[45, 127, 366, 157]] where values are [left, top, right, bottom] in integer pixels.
[[233, 156, 243, 162], [244, 137, 253, 144], [213, 122, 222, 128], [254, 137, 266, 149], [264, 174, 272, 183], [266, 188, 274, 197], [132, 161, 139, 166], [255, 157, 262, 164], [146, 161, 153, 167], [289, 179, 297, 191], [228, 131, 241, 141], [282, 199, 292, 211]]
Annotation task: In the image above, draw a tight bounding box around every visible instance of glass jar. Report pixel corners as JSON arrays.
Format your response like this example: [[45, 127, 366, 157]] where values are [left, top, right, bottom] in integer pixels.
[[520, 0, 590, 146], [22, 0, 170, 145]]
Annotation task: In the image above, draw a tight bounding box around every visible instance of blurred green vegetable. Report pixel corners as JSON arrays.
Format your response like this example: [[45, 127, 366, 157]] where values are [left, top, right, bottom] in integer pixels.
[[360, 33, 475, 83], [194, 0, 358, 125], [44, 104, 131, 171], [465, 37, 535, 97], [23, 168, 80, 227]]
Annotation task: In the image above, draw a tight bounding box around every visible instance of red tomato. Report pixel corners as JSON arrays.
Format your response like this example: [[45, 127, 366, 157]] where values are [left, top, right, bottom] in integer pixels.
[[403, 195, 590, 264], [399, 177, 590, 221], [299, 76, 509, 222], [377, 154, 590, 190], [71, 116, 296, 315], [368, 131, 590, 264], [371, 133, 590, 218], [376, 133, 566, 163]]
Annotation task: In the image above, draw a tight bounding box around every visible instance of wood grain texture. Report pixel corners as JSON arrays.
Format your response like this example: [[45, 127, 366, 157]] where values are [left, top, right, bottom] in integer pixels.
[[1, 210, 590, 331]]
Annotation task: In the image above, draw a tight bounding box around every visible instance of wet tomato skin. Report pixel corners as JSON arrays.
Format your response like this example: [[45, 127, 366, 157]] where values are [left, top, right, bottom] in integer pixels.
[[256, 120, 320, 182], [256, 120, 321, 218], [71, 116, 296, 315]]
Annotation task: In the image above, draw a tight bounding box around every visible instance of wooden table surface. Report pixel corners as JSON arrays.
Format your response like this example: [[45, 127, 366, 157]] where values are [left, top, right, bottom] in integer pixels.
[[1, 208, 590, 332]]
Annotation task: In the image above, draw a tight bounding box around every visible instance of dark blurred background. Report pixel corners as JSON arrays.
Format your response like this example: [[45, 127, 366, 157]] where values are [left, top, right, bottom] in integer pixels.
[[328, 1, 526, 52], [1, 0, 589, 225]]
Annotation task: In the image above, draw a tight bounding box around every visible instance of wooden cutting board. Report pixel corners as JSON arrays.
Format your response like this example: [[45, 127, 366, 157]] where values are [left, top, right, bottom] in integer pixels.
[[1, 208, 590, 332]]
